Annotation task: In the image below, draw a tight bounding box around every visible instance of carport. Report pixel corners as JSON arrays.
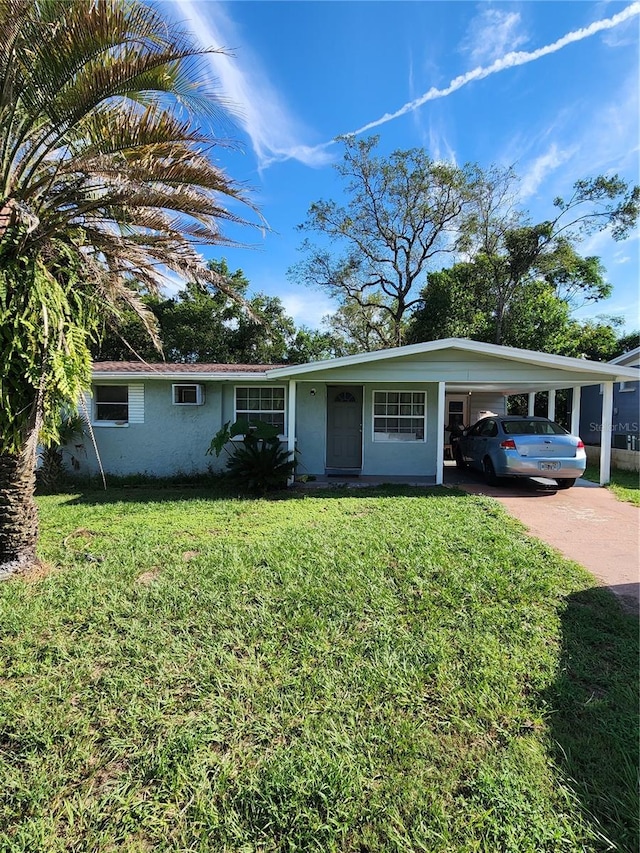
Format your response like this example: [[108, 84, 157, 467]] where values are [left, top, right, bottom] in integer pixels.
[[432, 339, 638, 486], [267, 339, 639, 486], [431, 339, 638, 486]]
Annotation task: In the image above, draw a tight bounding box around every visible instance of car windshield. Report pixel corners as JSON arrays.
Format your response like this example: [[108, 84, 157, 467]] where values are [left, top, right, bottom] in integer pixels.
[[502, 420, 567, 436]]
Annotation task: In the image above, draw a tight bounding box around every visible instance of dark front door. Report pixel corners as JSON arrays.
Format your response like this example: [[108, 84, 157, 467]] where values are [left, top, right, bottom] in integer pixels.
[[326, 386, 363, 470]]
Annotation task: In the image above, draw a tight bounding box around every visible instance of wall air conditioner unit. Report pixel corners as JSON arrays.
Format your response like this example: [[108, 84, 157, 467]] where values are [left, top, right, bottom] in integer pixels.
[[172, 384, 205, 405]]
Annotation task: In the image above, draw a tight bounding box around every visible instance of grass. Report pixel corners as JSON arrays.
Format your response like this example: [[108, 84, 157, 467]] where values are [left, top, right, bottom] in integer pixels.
[[583, 465, 640, 506], [0, 484, 637, 852]]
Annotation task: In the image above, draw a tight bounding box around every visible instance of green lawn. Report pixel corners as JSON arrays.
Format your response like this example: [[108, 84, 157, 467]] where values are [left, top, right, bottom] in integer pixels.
[[1, 485, 637, 852], [583, 465, 640, 506]]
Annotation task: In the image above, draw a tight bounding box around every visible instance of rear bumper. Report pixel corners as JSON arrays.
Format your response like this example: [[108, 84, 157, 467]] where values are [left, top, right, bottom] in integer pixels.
[[495, 451, 587, 479]]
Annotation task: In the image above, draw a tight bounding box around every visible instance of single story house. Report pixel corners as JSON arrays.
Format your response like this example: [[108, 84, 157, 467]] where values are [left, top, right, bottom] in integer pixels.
[[579, 346, 639, 451], [75, 339, 639, 486]]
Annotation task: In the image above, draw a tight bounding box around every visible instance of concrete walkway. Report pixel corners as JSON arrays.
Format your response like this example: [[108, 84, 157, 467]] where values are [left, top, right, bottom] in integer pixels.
[[445, 467, 640, 615]]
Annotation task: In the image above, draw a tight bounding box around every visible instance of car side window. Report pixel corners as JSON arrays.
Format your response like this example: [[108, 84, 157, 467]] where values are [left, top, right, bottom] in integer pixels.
[[468, 420, 486, 437], [480, 419, 498, 437]]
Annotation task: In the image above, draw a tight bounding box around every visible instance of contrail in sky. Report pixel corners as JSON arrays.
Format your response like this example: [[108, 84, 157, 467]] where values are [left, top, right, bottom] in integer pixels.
[[341, 2, 640, 140], [176, 1, 640, 167]]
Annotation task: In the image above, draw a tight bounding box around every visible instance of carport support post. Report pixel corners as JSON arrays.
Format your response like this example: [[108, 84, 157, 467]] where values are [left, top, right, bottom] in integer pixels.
[[570, 386, 581, 437], [600, 381, 613, 486], [287, 380, 296, 486], [547, 389, 556, 422], [436, 382, 445, 485], [527, 392, 535, 416]]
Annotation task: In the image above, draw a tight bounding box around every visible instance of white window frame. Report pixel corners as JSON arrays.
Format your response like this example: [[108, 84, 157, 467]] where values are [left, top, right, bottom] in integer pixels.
[[234, 386, 287, 437], [172, 383, 205, 405], [372, 389, 427, 443], [91, 383, 144, 427], [619, 381, 636, 392], [93, 384, 129, 426]]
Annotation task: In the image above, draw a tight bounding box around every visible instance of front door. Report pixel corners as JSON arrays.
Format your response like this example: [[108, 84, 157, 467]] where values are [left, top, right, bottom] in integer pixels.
[[326, 386, 363, 470]]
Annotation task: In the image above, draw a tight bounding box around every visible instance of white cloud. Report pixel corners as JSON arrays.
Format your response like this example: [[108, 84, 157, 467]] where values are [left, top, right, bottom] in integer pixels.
[[280, 291, 338, 329], [460, 8, 528, 65], [158, 267, 189, 297], [175, 0, 334, 170], [427, 122, 457, 165], [519, 143, 576, 199]]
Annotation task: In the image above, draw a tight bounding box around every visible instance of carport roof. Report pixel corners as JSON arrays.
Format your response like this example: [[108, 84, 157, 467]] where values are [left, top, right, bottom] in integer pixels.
[[265, 338, 639, 394]]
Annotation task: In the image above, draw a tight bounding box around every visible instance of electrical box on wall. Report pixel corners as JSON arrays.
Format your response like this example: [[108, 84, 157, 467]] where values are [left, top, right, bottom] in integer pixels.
[[172, 384, 204, 405]]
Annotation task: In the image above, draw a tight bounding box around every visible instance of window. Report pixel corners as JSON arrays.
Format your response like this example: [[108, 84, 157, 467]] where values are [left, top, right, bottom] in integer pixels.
[[502, 420, 566, 436], [172, 384, 204, 405], [479, 419, 498, 437], [373, 391, 426, 441], [619, 381, 636, 392], [335, 391, 356, 403], [92, 383, 144, 425], [95, 385, 128, 422], [468, 420, 486, 437], [235, 387, 285, 433]]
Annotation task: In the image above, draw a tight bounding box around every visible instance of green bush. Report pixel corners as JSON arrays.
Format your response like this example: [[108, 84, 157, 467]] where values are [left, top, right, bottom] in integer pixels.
[[207, 419, 296, 492]]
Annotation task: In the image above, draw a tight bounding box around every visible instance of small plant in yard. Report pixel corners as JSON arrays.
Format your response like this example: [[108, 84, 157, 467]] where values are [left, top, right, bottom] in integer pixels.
[[207, 419, 296, 492], [36, 411, 84, 494]]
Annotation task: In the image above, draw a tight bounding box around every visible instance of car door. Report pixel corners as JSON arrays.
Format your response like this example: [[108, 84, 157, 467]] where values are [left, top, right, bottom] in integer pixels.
[[479, 418, 499, 465], [461, 419, 487, 469]]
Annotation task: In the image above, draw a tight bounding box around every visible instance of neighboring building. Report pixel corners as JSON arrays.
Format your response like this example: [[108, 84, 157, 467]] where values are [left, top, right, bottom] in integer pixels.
[[579, 347, 639, 451], [73, 339, 639, 485]]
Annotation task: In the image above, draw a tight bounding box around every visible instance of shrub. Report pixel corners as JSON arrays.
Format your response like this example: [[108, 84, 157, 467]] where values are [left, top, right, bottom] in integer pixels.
[[207, 420, 296, 493]]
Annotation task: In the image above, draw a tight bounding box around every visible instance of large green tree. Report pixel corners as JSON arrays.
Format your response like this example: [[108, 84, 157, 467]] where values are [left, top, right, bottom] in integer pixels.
[[0, 0, 257, 573], [455, 168, 638, 345], [94, 259, 344, 364], [407, 169, 638, 350], [290, 136, 474, 349]]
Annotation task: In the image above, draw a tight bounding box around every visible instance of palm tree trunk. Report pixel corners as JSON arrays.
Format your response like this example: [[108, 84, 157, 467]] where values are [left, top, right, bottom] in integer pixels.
[[0, 443, 39, 577]]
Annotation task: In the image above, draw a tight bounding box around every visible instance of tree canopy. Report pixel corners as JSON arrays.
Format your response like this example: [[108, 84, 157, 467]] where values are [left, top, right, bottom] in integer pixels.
[[290, 136, 475, 348], [94, 260, 344, 365], [293, 138, 638, 354]]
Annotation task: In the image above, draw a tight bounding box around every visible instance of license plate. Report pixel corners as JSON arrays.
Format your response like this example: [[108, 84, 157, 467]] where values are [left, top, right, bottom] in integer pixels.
[[539, 461, 560, 471]]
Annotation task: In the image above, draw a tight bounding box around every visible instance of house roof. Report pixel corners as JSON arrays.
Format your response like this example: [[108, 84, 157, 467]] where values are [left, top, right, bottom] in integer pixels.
[[609, 346, 640, 367], [92, 361, 280, 380], [91, 340, 640, 393], [264, 338, 640, 382]]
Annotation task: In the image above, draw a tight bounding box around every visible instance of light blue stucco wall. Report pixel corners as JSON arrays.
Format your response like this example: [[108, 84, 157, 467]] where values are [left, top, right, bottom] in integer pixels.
[[294, 382, 328, 477], [361, 383, 438, 476], [78, 380, 225, 476], [76, 378, 442, 479], [295, 381, 439, 477]]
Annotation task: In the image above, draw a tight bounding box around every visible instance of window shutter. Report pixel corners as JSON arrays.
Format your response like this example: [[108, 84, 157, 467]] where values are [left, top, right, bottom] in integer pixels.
[[128, 384, 145, 423]]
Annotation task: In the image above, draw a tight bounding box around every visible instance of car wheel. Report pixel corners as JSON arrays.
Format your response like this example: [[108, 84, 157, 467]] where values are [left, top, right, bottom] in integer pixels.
[[454, 447, 467, 469], [555, 478, 576, 490], [483, 456, 498, 486]]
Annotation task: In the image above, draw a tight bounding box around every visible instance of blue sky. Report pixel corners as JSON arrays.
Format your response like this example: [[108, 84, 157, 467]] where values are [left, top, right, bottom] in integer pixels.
[[164, 0, 639, 334]]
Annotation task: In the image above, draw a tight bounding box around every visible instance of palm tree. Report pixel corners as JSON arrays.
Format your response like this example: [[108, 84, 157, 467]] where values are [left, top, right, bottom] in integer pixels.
[[0, 0, 258, 574]]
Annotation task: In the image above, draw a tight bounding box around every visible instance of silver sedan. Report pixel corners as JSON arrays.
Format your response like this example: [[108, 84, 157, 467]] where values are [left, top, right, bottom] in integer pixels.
[[454, 416, 587, 489]]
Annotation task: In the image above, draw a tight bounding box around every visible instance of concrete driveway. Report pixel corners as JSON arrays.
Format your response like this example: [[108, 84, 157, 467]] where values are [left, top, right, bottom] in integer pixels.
[[444, 465, 640, 615]]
